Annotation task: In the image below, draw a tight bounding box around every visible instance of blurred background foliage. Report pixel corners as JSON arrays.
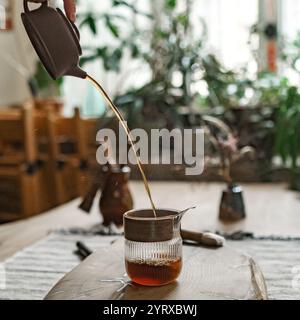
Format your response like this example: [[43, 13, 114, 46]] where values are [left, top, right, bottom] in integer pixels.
[[33, 0, 300, 188]]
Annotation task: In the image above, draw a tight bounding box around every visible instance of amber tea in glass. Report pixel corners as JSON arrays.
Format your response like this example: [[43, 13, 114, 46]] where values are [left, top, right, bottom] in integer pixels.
[[124, 209, 183, 286]]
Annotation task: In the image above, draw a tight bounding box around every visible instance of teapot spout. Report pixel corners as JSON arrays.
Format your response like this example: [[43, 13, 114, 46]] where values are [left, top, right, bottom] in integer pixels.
[[66, 66, 87, 79], [175, 206, 197, 223]]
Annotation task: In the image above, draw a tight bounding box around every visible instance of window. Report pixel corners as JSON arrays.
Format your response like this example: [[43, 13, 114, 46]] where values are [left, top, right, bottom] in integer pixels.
[[279, 0, 300, 40], [192, 0, 258, 70]]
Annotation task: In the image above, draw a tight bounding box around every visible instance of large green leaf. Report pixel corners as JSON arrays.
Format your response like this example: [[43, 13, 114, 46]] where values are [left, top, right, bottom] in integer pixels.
[[104, 15, 120, 38], [165, 0, 177, 9], [80, 14, 97, 35]]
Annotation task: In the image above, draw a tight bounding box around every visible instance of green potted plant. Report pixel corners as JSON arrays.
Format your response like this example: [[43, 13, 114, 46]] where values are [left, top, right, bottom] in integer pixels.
[[202, 115, 255, 221], [197, 53, 288, 178], [113, 0, 206, 130], [78, 0, 150, 71], [274, 85, 300, 190], [78, 0, 207, 130]]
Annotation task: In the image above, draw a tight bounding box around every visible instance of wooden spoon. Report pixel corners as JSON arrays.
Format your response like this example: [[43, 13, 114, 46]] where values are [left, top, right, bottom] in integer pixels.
[[181, 230, 225, 248]]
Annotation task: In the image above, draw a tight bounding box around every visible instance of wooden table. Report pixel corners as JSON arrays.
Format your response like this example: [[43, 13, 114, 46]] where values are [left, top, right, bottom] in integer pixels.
[[1, 182, 300, 263], [45, 240, 268, 300]]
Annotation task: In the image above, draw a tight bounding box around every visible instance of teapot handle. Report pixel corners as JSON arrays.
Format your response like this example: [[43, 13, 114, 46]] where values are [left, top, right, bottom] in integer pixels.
[[68, 18, 80, 40], [56, 8, 81, 41], [24, 0, 48, 13]]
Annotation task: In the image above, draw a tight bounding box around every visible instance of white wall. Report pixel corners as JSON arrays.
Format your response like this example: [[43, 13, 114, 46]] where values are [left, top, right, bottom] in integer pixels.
[[0, 0, 37, 107]]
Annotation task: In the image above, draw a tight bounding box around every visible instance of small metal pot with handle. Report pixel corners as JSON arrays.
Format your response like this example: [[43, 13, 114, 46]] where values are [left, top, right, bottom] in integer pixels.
[[219, 184, 246, 222]]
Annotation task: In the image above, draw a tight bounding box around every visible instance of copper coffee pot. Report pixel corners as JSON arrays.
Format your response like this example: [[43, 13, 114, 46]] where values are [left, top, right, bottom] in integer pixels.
[[21, 0, 86, 79], [100, 166, 133, 226], [79, 165, 134, 227]]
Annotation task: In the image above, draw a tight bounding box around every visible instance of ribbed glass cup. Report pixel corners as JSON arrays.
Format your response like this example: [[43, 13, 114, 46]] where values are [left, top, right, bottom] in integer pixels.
[[124, 209, 182, 286]]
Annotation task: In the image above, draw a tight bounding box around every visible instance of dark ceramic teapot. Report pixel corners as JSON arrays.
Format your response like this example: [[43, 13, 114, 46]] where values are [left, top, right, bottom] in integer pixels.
[[21, 0, 86, 79]]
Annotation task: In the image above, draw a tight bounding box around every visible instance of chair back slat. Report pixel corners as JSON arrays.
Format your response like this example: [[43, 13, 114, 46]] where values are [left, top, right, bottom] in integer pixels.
[[0, 106, 37, 163]]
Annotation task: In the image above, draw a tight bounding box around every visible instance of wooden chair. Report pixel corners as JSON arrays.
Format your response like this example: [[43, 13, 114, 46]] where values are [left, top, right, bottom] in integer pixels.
[[0, 104, 39, 221], [0, 103, 100, 220], [45, 111, 77, 205], [73, 108, 100, 197], [34, 98, 63, 115], [34, 110, 58, 212], [45, 108, 99, 204]]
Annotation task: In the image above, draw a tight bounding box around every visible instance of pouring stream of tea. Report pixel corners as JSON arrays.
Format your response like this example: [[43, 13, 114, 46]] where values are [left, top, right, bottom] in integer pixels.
[[86, 75, 157, 218]]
